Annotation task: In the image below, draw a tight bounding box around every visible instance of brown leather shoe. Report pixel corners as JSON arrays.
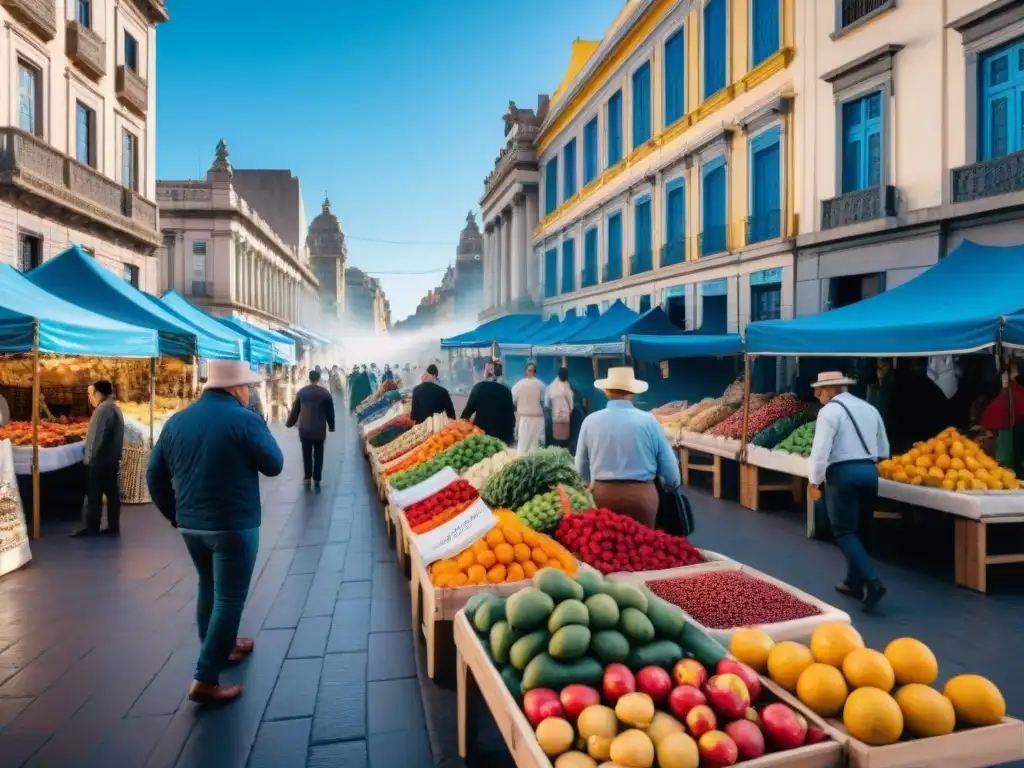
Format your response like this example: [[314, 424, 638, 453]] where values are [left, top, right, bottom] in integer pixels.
[[188, 681, 242, 705], [227, 637, 255, 663]]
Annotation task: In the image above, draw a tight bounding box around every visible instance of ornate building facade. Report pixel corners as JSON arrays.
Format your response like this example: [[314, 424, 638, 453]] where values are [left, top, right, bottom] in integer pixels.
[[306, 197, 346, 319], [156, 140, 320, 329], [344, 266, 389, 334]]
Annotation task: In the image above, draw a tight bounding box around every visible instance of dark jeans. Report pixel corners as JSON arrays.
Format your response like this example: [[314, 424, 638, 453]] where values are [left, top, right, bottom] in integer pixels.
[[301, 439, 324, 483], [824, 459, 879, 585], [180, 528, 259, 685], [84, 463, 120, 532]]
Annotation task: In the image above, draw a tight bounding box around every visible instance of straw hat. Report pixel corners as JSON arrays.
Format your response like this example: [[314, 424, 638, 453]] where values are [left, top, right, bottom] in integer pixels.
[[810, 371, 857, 388], [205, 360, 262, 390], [594, 366, 648, 394]]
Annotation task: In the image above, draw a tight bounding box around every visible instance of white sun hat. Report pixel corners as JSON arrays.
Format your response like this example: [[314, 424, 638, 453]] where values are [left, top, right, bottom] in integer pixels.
[[810, 370, 858, 388], [594, 366, 649, 394], [205, 360, 262, 389]]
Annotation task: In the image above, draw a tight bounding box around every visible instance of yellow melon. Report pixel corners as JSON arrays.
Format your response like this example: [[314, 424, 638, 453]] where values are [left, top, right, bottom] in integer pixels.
[[842, 648, 895, 692], [767, 641, 815, 691], [884, 638, 938, 685], [796, 663, 849, 717], [729, 628, 774, 673], [810, 623, 864, 668], [894, 684, 955, 738], [843, 687, 904, 746], [943, 675, 1006, 727]]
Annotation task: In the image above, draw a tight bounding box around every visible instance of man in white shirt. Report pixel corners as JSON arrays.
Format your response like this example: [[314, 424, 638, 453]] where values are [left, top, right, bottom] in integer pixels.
[[807, 371, 890, 610]]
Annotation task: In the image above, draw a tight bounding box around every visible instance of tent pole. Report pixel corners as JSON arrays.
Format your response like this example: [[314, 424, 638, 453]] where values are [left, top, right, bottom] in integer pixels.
[[740, 354, 752, 463], [149, 358, 156, 449], [30, 319, 40, 540]]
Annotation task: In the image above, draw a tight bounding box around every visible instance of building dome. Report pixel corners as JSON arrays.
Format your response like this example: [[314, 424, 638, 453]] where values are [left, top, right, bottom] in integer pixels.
[[456, 210, 483, 261], [306, 196, 346, 256]]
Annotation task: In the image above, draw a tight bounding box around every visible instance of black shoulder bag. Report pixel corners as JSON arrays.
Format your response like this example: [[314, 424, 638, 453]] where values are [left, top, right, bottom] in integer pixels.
[[654, 477, 696, 538]]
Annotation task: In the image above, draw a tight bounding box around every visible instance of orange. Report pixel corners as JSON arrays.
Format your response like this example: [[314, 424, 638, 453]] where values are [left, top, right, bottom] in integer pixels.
[[503, 527, 523, 545], [796, 663, 849, 716], [810, 623, 864, 668], [466, 564, 486, 584], [449, 572, 468, 587], [513, 543, 532, 563], [485, 529, 505, 547], [487, 564, 506, 583], [494, 543, 515, 564], [729, 628, 774, 672], [523, 561, 538, 577], [456, 551, 475, 569], [943, 675, 1005, 726], [842, 648, 895, 691], [531, 548, 548, 564], [471, 539, 489, 555], [843, 688, 903, 745], [767, 641, 814, 691], [507, 563, 525, 582], [894, 684, 955, 737], [883, 638, 938, 685], [476, 550, 496, 568]]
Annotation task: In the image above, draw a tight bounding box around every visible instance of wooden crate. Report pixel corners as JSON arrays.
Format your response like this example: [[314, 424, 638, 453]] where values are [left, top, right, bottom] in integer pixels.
[[453, 613, 845, 768]]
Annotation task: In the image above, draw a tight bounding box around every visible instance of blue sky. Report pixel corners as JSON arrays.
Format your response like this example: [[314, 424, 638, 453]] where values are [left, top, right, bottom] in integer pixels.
[[156, 0, 624, 321]]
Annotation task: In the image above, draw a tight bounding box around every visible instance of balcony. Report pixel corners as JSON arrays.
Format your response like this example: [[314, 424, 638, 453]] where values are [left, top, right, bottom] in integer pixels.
[[581, 264, 599, 289], [629, 251, 653, 275], [0, 128, 161, 248], [661, 241, 687, 267], [836, 0, 894, 34], [746, 209, 783, 245], [699, 226, 728, 257], [820, 185, 898, 230], [66, 20, 106, 79], [951, 151, 1024, 204], [116, 65, 148, 115], [0, 0, 56, 40]]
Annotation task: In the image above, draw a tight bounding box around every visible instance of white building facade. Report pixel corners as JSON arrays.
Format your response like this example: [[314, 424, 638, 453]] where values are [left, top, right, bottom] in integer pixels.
[[0, 0, 167, 290]]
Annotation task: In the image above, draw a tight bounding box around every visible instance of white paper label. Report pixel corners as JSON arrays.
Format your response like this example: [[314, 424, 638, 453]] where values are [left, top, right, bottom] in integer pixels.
[[389, 467, 460, 510], [414, 498, 497, 567]]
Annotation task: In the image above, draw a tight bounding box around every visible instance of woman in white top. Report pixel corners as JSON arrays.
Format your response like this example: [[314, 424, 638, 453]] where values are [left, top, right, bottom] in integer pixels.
[[546, 366, 574, 448], [511, 361, 546, 453]]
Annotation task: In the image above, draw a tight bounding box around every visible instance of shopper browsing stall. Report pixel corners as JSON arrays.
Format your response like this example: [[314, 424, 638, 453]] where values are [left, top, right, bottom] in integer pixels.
[[807, 371, 890, 610], [511, 361, 545, 453], [410, 364, 456, 424], [72, 380, 124, 538], [575, 367, 680, 529], [546, 366, 574, 448], [460, 363, 515, 445]]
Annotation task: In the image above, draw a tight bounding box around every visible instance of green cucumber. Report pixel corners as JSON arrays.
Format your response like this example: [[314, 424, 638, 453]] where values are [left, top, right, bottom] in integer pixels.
[[522, 653, 604, 692]]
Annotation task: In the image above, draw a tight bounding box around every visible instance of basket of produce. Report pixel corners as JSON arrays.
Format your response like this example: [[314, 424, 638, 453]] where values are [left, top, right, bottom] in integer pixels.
[[686, 403, 736, 435], [367, 415, 414, 447], [389, 433, 506, 491], [383, 420, 483, 480], [376, 420, 434, 464], [516, 485, 594, 533], [878, 427, 1020, 491], [455, 565, 844, 767], [119, 443, 150, 504], [462, 449, 519, 489], [481, 447, 587, 511]]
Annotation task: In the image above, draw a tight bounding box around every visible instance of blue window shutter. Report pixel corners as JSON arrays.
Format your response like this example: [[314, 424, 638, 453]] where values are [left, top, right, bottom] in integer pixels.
[[665, 31, 685, 126], [979, 44, 1024, 161], [751, 0, 780, 67], [563, 139, 577, 199], [750, 128, 781, 242], [666, 179, 686, 264], [703, 0, 727, 99], [639, 295, 652, 313], [561, 239, 576, 293], [841, 91, 884, 193], [634, 197, 651, 270], [583, 117, 599, 184], [608, 91, 623, 166], [545, 157, 559, 214], [607, 213, 622, 279], [544, 249, 558, 298], [584, 227, 598, 285], [701, 157, 727, 255], [632, 62, 651, 148]]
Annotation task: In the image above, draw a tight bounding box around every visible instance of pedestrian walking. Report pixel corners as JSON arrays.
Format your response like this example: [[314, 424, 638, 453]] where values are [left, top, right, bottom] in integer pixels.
[[547, 366, 574, 449], [807, 370, 890, 610], [512, 361, 546, 453], [286, 369, 336, 492], [575, 367, 679, 528], [461, 362, 515, 445], [410, 364, 456, 424], [72, 380, 124, 538], [146, 360, 284, 705]]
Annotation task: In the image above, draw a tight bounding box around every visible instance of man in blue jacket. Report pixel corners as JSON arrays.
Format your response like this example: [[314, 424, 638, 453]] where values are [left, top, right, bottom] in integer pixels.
[[147, 360, 284, 706]]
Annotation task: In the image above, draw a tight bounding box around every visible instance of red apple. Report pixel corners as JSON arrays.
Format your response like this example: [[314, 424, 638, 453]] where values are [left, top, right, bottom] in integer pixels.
[[559, 684, 600, 719], [523, 689, 562, 728], [667, 684, 706, 719], [724, 719, 766, 760], [602, 663, 636, 704], [717, 657, 763, 701], [761, 703, 808, 750], [673, 658, 708, 688], [806, 725, 827, 744], [703, 673, 751, 720], [685, 704, 717, 738], [698, 730, 739, 767], [635, 665, 673, 704]]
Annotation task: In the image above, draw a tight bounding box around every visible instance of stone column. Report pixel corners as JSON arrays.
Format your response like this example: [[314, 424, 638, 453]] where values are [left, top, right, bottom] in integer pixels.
[[511, 192, 528, 303], [525, 188, 540, 301], [483, 223, 494, 310], [502, 208, 513, 306], [493, 217, 504, 309]]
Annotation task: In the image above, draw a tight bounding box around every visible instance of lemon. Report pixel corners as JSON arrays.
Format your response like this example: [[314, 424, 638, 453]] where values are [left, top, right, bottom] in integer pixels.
[[842, 648, 895, 691], [883, 638, 938, 685]]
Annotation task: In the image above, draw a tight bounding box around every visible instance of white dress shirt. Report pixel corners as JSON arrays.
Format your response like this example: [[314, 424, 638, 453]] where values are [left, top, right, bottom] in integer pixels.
[[808, 392, 890, 486]]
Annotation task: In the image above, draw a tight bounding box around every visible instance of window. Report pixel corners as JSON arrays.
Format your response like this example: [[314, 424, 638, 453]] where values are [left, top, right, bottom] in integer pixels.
[[123, 263, 139, 288], [583, 226, 599, 287], [664, 30, 686, 127], [191, 240, 207, 294], [17, 60, 41, 136], [639, 295, 652, 313], [700, 279, 728, 332], [837, 0, 892, 32], [980, 39, 1024, 161], [606, 212, 623, 281], [18, 233, 42, 272], [77, 0, 91, 27], [544, 248, 558, 298], [607, 90, 623, 166], [544, 157, 559, 215], [633, 196, 652, 273], [163, 233, 176, 287], [122, 129, 139, 191], [748, 126, 782, 243], [701, 156, 728, 256], [563, 139, 577, 200], [76, 102, 96, 167], [751, 278, 782, 321], [124, 31, 139, 72], [828, 272, 885, 309], [665, 177, 686, 265], [561, 238, 576, 294], [632, 61, 652, 148], [703, 0, 728, 99], [841, 91, 882, 193], [583, 117, 599, 185], [751, 0, 780, 66], [665, 287, 687, 328]]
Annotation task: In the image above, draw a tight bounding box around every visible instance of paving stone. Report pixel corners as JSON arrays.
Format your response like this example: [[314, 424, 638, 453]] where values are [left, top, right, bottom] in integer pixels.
[[303, 570, 342, 617], [311, 652, 366, 744], [367, 631, 417, 681], [369, 727, 432, 766], [288, 616, 332, 659], [367, 678, 427, 735], [337, 580, 371, 600], [289, 546, 323, 575], [307, 739, 368, 768], [327, 599, 371, 653], [264, 657, 322, 721], [341, 552, 374, 582], [0, 697, 33, 727], [263, 574, 314, 629], [317, 543, 348, 572], [79, 714, 172, 768], [247, 717, 312, 767]]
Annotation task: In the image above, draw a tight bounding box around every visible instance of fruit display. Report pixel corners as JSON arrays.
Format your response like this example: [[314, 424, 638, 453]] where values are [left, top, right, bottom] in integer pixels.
[[462, 449, 519, 489], [706, 394, 803, 440], [878, 427, 1020, 491], [0, 417, 89, 447], [376, 420, 434, 463], [384, 421, 483, 479], [405, 478, 479, 534], [686, 404, 736, 435], [659, 399, 716, 433], [554, 508, 704, 574], [464, 567, 838, 766], [389, 433, 504, 490], [647, 570, 821, 630], [516, 485, 595, 532], [357, 379, 398, 413], [751, 623, 1007, 747], [775, 422, 816, 457], [721, 377, 747, 407], [481, 447, 587, 510], [367, 415, 413, 447], [357, 389, 402, 423], [429, 510, 577, 586], [751, 411, 815, 449]]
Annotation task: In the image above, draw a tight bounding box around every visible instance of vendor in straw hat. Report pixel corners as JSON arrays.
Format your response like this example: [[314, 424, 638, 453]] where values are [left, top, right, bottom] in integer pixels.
[[808, 370, 890, 610], [575, 366, 680, 528]]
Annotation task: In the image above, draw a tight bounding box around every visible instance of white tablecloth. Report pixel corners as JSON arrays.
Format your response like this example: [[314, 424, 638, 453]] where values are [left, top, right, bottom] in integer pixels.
[[877, 479, 1024, 520], [12, 442, 85, 474], [745, 446, 810, 478], [0, 439, 30, 576], [677, 433, 741, 460]]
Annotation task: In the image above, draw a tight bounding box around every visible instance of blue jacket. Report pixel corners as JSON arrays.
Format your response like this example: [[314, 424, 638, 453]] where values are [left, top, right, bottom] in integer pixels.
[[147, 390, 284, 531]]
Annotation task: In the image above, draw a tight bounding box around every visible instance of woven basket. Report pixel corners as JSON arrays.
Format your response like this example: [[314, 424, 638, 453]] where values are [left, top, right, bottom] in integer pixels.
[[120, 444, 151, 504]]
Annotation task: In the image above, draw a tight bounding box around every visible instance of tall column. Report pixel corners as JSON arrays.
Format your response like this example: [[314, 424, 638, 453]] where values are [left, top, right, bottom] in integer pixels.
[[502, 208, 513, 306], [493, 218, 504, 309], [511, 192, 528, 303], [525, 188, 540, 301], [483, 223, 494, 310]]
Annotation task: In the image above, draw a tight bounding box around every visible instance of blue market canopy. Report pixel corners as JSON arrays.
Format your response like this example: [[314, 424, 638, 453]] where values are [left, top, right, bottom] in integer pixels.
[[288, 324, 332, 346], [629, 332, 743, 361], [1005, 309, 1024, 350], [26, 245, 197, 358], [216, 316, 276, 365], [0, 264, 158, 357], [537, 301, 639, 356], [746, 240, 1024, 357], [440, 313, 544, 349], [157, 291, 246, 360]]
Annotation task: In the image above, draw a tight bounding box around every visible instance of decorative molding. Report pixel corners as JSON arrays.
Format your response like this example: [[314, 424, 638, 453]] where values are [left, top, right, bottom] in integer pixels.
[[821, 44, 904, 96], [738, 94, 793, 135], [691, 125, 735, 166], [950, 0, 1024, 46], [512, 191, 526, 206]]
